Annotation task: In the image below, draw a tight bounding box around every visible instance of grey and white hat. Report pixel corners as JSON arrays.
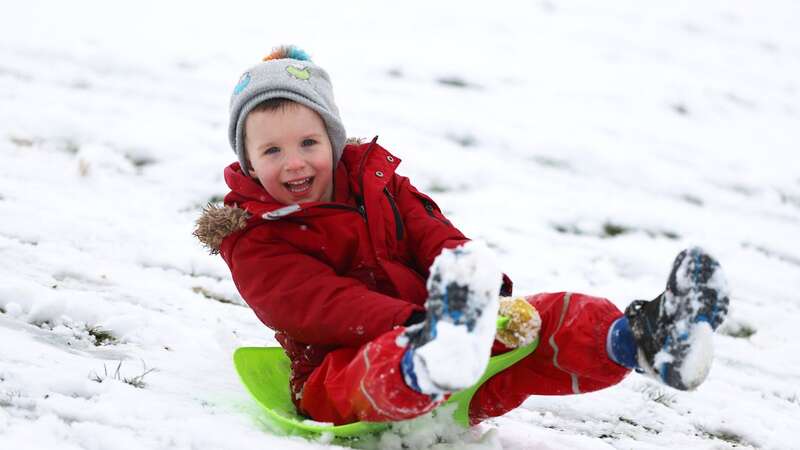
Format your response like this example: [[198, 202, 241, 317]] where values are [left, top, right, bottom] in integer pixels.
[[228, 46, 346, 173]]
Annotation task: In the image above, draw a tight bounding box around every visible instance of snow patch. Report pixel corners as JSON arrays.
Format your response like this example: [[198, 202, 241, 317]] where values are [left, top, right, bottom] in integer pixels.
[[427, 241, 502, 293], [355, 404, 501, 450], [680, 322, 714, 390], [1, 1, 799, 448], [413, 321, 488, 392], [706, 262, 731, 300]]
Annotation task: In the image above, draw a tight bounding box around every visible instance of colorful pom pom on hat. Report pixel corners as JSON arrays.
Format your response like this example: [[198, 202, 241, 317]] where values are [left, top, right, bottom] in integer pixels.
[[263, 45, 312, 62], [228, 45, 346, 173]]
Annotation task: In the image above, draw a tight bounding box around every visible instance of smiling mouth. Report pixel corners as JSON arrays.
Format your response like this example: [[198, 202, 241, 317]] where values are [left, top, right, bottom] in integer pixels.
[[284, 177, 314, 193]]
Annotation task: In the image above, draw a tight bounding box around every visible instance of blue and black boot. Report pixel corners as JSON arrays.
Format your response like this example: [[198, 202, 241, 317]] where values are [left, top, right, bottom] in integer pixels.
[[624, 247, 730, 390], [401, 242, 502, 396]]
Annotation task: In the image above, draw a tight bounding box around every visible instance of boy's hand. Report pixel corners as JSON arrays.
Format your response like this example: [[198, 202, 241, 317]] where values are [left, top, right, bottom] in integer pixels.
[[496, 297, 541, 348], [404, 310, 427, 327]]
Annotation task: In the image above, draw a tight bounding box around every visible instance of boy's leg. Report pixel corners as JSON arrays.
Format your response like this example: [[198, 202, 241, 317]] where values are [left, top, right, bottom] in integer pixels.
[[468, 247, 730, 424], [299, 327, 442, 424], [299, 291, 621, 425], [300, 241, 502, 424], [468, 292, 630, 424]]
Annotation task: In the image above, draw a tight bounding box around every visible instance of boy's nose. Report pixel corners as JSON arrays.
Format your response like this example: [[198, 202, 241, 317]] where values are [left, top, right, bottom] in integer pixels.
[[284, 153, 307, 171]]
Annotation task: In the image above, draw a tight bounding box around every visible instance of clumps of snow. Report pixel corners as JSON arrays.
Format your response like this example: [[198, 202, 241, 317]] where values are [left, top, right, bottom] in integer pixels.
[[2, 302, 24, 317], [679, 322, 714, 390], [705, 261, 731, 301], [718, 317, 756, 339], [650, 322, 714, 391], [427, 241, 503, 292], [0, 283, 117, 348], [300, 418, 334, 427], [411, 241, 501, 394], [354, 404, 500, 450], [672, 247, 730, 302], [76, 143, 140, 177], [0, 406, 8, 432], [666, 248, 729, 332], [652, 349, 675, 370], [413, 322, 489, 393]]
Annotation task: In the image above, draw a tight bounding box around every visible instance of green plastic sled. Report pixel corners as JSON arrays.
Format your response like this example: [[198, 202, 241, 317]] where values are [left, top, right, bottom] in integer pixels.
[[233, 317, 539, 438]]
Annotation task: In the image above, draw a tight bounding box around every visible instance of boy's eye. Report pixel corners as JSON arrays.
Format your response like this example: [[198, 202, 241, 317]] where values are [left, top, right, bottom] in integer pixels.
[[264, 147, 280, 155], [302, 138, 317, 147]]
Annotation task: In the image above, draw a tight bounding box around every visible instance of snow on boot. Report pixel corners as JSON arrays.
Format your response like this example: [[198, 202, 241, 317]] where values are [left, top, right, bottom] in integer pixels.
[[401, 241, 502, 396], [625, 247, 730, 390]]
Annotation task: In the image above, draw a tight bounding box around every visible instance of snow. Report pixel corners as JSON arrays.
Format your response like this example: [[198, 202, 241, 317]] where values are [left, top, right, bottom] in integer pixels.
[[2, 0, 800, 449], [678, 322, 714, 389], [353, 405, 500, 450]]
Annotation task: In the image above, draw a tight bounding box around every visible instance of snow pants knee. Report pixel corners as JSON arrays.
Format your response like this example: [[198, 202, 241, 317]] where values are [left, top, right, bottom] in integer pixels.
[[298, 292, 631, 425]]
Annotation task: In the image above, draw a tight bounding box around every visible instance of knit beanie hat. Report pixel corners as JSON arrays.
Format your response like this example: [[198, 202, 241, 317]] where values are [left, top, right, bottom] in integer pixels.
[[228, 46, 346, 173]]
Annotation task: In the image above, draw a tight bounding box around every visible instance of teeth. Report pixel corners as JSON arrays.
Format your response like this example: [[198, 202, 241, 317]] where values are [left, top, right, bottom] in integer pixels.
[[285, 177, 312, 192]]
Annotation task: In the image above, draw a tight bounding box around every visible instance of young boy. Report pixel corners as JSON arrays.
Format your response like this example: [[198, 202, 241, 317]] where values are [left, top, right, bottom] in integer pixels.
[[194, 46, 730, 426]]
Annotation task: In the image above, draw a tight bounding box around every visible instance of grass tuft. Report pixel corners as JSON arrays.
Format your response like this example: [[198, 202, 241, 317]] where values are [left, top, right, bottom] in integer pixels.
[[426, 182, 450, 194], [124, 153, 157, 168], [602, 222, 631, 237], [436, 76, 481, 90], [640, 385, 676, 407], [720, 322, 757, 339], [62, 139, 80, 154], [90, 361, 155, 389], [192, 286, 238, 305], [0, 390, 22, 408], [619, 416, 661, 434], [531, 155, 572, 170], [696, 426, 751, 447], [9, 136, 34, 147], [445, 132, 477, 148], [387, 68, 403, 78], [552, 222, 679, 240], [86, 326, 117, 346]]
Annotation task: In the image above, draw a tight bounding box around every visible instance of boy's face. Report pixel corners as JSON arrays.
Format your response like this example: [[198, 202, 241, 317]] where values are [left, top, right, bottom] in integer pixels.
[[244, 103, 334, 205]]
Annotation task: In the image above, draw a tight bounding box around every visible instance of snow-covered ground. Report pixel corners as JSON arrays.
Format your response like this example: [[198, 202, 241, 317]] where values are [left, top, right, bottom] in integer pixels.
[[2, 1, 799, 448]]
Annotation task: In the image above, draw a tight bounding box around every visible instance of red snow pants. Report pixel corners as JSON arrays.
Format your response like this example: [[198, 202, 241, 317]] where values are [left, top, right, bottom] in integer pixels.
[[298, 292, 630, 425]]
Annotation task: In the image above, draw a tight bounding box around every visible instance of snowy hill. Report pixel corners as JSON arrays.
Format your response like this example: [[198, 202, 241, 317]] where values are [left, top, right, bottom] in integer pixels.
[[2, 1, 799, 449]]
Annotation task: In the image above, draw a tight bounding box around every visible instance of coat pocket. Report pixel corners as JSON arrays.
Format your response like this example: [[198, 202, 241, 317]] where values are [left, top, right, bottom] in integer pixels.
[[409, 189, 452, 227]]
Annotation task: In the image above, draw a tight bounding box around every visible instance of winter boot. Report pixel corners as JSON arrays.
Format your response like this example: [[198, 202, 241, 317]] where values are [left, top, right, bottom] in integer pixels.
[[401, 241, 502, 396], [625, 247, 730, 390]]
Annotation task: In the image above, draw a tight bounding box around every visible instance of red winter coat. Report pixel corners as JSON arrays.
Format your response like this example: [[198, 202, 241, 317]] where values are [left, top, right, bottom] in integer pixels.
[[216, 138, 511, 398]]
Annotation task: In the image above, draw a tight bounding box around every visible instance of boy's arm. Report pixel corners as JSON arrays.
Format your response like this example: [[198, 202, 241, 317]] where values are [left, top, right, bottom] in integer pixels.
[[393, 175, 467, 277], [225, 227, 423, 348], [393, 175, 513, 295]]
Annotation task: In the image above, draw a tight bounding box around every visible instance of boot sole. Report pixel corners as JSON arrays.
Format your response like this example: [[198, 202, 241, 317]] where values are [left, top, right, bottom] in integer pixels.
[[657, 247, 730, 390], [412, 242, 501, 393]]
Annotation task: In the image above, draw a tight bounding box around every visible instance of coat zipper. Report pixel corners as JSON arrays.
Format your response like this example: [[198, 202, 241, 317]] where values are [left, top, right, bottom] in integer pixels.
[[383, 187, 404, 241]]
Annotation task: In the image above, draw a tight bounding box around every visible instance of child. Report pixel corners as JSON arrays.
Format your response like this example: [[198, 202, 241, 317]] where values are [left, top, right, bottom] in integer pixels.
[[194, 45, 730, 426]]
